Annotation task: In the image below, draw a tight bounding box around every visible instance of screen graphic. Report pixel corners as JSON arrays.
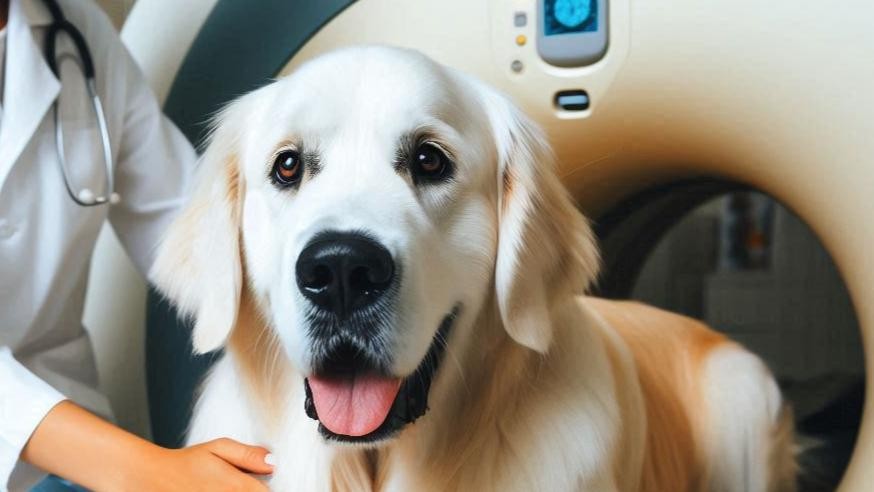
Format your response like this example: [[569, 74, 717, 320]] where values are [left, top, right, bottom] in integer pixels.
[[544, 0, 598, 35]]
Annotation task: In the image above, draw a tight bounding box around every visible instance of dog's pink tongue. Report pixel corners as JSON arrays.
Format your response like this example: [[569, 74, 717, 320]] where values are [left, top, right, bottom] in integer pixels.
[[308, 374, 402, 436]]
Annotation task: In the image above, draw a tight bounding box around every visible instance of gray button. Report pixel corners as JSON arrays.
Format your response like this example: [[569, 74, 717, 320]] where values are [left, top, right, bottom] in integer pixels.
[[555, 90, 590, 111], [511, 60, 524, 73], [514, 12, 527, 27]]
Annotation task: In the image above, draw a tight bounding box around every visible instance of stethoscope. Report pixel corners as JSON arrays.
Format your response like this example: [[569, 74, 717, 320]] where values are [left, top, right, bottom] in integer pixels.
[[42, 0, 119, 206]]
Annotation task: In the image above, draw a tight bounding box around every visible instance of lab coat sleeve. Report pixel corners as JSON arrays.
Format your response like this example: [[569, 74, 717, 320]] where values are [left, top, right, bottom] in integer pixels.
[[0, 348, 66, 487], [106, 32, 196, 275]]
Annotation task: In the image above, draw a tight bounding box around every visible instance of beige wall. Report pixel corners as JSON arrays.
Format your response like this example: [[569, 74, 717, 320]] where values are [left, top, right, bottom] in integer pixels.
[[95, 0, 136, 28]]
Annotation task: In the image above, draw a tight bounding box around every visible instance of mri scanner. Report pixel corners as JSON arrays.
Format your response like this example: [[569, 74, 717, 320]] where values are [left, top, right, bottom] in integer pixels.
[[83, 0, 874, 489]]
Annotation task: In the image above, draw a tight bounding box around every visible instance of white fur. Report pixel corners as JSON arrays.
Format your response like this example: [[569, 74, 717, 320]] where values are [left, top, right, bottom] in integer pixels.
[[152, 46, 793, 491], [701, 346, 786, 492]]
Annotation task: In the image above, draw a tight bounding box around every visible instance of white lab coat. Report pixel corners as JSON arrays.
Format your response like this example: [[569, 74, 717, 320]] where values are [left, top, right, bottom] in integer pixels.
[[0, 0, 194, 489]]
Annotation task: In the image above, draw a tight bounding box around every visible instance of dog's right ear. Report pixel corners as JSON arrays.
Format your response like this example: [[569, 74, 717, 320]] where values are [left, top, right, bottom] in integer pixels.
[[472, 81, 600, 354], [149, 110, 244, 354]]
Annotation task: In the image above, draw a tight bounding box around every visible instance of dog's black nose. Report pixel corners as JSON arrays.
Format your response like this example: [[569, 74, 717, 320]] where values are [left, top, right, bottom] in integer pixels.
[[296, 232, 395, 317]]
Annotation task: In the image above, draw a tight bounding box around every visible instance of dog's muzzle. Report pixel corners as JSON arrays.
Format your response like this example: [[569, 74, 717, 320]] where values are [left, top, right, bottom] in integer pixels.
[[303, 306, 460, 443], [295, 231, 459, 442]]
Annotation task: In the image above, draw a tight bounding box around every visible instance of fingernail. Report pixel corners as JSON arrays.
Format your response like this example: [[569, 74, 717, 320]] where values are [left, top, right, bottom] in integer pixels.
[[264, 453, 276, 466]]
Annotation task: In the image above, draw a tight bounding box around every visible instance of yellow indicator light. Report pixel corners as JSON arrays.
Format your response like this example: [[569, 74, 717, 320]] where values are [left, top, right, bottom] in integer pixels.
[[515, 34, 527, 46]]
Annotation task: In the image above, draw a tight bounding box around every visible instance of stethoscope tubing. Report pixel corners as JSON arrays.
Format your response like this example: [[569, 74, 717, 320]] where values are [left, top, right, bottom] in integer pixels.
[[42, 0, 117, 207]]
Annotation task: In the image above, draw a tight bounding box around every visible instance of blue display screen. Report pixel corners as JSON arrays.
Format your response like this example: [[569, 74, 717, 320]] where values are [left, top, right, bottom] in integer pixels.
[[544, 0, 598, 36]]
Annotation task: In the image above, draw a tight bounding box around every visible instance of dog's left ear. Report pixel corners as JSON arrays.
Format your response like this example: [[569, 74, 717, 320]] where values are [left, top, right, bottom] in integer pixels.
[[149, 108, 245, 354], [478, 85, 600, 353]]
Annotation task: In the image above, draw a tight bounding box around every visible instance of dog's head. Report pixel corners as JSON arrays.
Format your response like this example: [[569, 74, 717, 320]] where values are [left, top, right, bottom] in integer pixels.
[[151, 46, 598, 444]]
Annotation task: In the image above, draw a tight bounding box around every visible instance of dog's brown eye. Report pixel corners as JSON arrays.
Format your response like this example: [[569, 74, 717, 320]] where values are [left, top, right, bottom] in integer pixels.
[[272, 150, 302, 187], [411, 143, 451, 182]]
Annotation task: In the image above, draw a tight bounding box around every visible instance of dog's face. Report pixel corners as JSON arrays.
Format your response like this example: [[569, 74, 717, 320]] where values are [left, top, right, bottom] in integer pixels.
[[240, 49, 499, 441], [152, 46, 598, 445]]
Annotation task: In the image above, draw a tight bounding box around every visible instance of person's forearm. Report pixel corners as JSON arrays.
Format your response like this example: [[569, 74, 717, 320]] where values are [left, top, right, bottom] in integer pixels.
[[21, 400, 162, 491]]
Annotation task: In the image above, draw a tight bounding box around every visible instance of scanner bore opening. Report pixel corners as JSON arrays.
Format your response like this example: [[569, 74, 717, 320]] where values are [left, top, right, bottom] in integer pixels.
[[593, 179, 864, 492]]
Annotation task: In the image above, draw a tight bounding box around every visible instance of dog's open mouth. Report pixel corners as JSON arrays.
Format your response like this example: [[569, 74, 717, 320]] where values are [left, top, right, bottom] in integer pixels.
[[304, 305, 460, 443]]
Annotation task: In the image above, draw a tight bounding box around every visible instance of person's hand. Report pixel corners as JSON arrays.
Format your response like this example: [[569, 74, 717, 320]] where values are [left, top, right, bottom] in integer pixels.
[[131, 438, 274, 491], [22, 401, 274, 492]]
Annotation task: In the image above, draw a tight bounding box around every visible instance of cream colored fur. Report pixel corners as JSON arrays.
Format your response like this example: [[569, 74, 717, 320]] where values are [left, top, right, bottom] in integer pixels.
[[151, 46, 795, 491]]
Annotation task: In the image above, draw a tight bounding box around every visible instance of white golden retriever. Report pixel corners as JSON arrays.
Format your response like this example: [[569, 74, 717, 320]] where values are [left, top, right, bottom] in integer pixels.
[[151, 46, 796, 491]]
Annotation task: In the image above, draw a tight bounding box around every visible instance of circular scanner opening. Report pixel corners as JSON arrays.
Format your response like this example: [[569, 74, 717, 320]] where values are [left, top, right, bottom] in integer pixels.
[[594, 182, 864, 492]]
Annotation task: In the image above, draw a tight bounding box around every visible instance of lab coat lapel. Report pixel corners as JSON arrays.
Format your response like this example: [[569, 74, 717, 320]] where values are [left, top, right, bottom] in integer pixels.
[[0, 0, 60, 188]]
